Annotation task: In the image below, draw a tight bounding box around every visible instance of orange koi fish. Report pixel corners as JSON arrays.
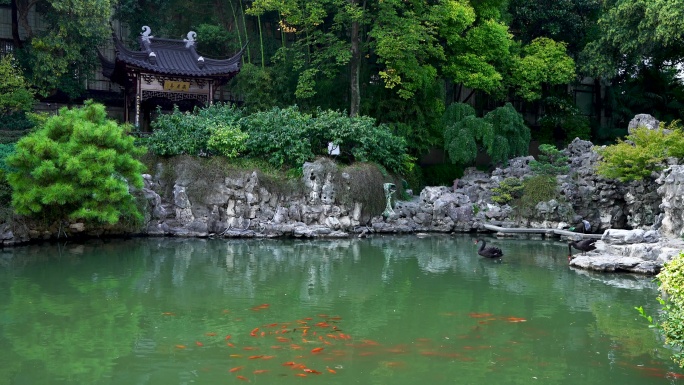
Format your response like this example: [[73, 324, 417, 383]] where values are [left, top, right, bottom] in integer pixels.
[[227, 342, 235, 347], [229, 366, 244, 373], [236, 375, 249, 381], [315, 322, 330, 328], [327, 367, 337, 374], [249, 355, 264, 359], [253, 370, 269, 374], [261, 355, 276, 359], [505, 317, 527, 323], [266, 323, 279, 328], [295, 373, 307, 377], [250, 327, 260, 337], [195, 341, 204, 347], [225, 335, 232, 340], [271, 345, 283, 349], [243, 347, 258, 351], [277, 337, 290, 343], [290, 344, 302, 350], [311, 347, 324, 353], [162, 312, 175, 316], [468, 312, 494, 318], [205, 332, 216, 337], [229, 354, 243, 358], [282, 361, 296, 366], [175, 344, 187, 349]]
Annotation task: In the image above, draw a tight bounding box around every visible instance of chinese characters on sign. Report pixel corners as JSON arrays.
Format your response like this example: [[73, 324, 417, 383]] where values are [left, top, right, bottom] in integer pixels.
[[164, 81, 190, 92]]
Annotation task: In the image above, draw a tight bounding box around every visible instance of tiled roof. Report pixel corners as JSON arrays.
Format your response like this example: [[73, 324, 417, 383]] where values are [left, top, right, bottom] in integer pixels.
[[100, 27, 244, 84]]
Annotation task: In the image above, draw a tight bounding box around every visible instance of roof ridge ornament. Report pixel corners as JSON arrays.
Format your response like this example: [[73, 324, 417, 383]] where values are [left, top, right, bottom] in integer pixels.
[[184, 31, 197, 48], [141, 26, 153, 51]]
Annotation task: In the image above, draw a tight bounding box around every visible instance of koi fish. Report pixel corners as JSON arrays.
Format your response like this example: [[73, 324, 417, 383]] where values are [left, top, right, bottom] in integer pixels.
[[282, 361, 296, 366], [295, 373, 307, 377], [304, 369, 322, 374], [315, 322, 330, 328], [229, 354, 243, 358], [290, 344, 302, 350], [327, 368, 337, 374], [311, 347, 324, 353], [227, 342, 235, 347], [505, 317, 527, 323], [205, 332, 216, 336], [468, 312, 494, 318], [236, 375, 249, 381], [162, 312, 175, 316], [253, 370, 269, 374], [175, 344, 187, 349], [230, 366, 244, 373], [249, 355, 264, 359], [225, 335, 232, 340], [261, 355, 276, 359], [277, 337, 290, 343], [250, 327, 260, 337], [195, 341, 204, 347], [266, 323, 279, 328], [243, 347, 258, 351]]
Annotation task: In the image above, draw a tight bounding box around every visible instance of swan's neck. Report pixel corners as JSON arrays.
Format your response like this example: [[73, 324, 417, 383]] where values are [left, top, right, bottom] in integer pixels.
[[479, 240, 486, 251]]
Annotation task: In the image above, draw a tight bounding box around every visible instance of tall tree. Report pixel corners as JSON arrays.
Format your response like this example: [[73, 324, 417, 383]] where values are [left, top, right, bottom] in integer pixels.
[[11, 0, 113, 97]]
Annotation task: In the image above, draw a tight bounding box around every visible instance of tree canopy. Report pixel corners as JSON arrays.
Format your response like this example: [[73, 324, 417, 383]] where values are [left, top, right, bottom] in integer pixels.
[[7, 100, 146, 225]]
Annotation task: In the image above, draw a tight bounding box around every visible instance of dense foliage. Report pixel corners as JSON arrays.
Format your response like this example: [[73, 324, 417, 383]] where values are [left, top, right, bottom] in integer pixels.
[[595, 123, 684, 182], [0, 54, 35, 116], [529, 144, 569, 176], [443, 102, 531, 165], [143, 104, 413, 175], [6, 101, 146, 225], [653, 252, 684, 367]]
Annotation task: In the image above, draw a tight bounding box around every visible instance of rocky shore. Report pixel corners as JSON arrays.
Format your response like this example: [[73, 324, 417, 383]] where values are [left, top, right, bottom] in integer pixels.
[[2, 118, 683, 275]]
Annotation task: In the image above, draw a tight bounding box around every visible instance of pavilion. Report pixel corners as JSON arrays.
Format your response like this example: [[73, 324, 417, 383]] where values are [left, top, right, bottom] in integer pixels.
[[99, 26, 245, 129]]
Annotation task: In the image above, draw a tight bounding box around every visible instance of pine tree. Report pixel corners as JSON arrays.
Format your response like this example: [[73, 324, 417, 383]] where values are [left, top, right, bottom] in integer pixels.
[[7, 100, 146, 225]]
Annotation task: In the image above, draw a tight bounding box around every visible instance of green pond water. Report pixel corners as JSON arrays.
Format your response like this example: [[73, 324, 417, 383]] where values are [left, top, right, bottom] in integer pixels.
[[0, 235, 680, 384]]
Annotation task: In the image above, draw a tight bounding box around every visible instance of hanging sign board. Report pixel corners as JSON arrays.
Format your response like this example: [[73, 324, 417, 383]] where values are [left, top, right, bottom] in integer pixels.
[[164, 80, 190, 92]]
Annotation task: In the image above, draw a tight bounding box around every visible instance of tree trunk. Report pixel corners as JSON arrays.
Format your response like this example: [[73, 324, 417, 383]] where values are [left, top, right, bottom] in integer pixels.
[[11, 0, 23, 48], [349, 0, 361, 117]]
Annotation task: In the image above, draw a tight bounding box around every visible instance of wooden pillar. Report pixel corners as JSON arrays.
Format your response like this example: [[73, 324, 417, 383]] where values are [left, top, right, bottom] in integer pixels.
[[209, 80, 213, 105], [135, 74, 141, 128], [124, 91, 129, 124]]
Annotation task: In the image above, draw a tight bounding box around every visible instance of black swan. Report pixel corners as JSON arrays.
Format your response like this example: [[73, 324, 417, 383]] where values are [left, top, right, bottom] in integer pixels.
[[568, 239, 597, 257], [475, 239, 503, 258]]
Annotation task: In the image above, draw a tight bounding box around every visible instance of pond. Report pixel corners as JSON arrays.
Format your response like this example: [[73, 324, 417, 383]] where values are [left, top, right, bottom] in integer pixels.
[[0, 235, 680, 384]]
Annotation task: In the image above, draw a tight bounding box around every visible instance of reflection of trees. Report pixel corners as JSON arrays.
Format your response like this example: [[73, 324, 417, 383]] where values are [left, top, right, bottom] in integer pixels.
[[0, 235, 666, 384], [4, 278, 142, 383]]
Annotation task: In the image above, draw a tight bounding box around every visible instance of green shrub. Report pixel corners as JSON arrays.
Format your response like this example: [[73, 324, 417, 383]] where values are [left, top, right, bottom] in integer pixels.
[[143, 106, 212, 156], [207, 123, 248, 159], [444, 102, 530, 166], [530, 144, 569, 176], [242, 105, 315, 169], [0, 54, 35, 116], [655, 252, 684, 367], [6, 100, 146, 225], [0, 143, 15, 172], [511, 175, 559, 217], [491, 177, 524, 204], [596, 122, 684, 182]]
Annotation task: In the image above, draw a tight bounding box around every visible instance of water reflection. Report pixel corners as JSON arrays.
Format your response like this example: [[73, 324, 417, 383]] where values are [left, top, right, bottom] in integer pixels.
[[0, 235, 676, 385]]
